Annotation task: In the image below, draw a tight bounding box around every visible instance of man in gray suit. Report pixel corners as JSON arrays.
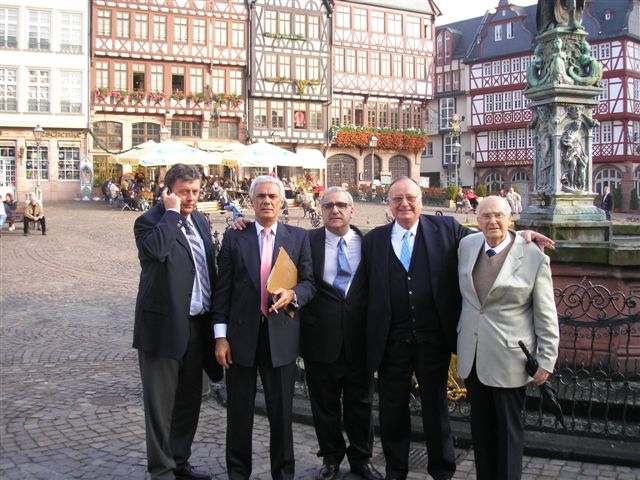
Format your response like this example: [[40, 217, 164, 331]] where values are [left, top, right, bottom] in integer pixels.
[[213, 176, 315, 480], [456, 196, 559, 480]]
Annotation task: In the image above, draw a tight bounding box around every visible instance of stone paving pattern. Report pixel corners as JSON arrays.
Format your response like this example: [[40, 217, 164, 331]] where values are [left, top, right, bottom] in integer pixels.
[[1, 200, 638, 480]]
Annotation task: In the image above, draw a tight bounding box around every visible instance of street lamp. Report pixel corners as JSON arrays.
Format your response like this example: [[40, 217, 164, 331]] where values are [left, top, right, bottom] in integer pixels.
[[368, 134, 378, 186], [33, 124, 44, 201], [449, 114, 462, 188]]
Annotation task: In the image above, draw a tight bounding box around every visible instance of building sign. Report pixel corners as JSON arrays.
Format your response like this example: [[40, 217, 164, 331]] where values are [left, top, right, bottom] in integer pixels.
[[294, 110, 306, 129], [80, 157, 93, 201]]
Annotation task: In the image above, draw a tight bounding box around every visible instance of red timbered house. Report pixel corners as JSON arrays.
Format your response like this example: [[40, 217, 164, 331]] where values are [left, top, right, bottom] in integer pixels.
[[90, 0, 248, 181], [247, 0, 332, 179], [327, 0, 439, 188], [430, 0, 640, 211]]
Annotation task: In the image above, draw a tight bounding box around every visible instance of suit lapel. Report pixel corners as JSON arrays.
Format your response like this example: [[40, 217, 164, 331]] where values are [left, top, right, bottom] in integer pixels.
[[464, 234, 485, 310], [310, 228, 327, 284], [272, 222, 289, 268], [377, 223, 393, 311], [239, 223, 261, 291], [418, 216, 441, 295], [485, 234, 524, 303]]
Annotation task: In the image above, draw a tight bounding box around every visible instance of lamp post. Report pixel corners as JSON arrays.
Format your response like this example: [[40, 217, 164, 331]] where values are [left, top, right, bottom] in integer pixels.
[[33, 124, 44, 202], [368, 134, 378, 186], [449, 114, 462, 189]]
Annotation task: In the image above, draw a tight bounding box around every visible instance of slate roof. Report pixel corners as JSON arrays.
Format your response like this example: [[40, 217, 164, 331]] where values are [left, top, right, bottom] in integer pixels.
[[437, 0, 637, 63]]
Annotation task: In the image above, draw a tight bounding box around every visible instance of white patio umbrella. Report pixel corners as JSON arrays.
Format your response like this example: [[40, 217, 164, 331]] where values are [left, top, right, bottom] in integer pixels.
[[115, 140, 221, 166], [221, 141, 301, 168]]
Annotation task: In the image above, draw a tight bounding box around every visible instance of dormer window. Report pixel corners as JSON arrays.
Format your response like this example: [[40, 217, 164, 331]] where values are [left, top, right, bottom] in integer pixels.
[[604, 10, 612, 21], [495, 25, 502, 41]]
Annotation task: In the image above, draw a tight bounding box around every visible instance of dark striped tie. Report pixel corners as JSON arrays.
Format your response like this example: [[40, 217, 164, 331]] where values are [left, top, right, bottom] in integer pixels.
[[184, 221, 211, 311], [486, 248, 497, 258]]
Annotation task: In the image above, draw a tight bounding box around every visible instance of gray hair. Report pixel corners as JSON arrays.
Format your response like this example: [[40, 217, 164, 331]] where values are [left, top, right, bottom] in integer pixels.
[[249, 175, 286, 201], [320, 186, 354, 206], [163, 164, 201, 191], [477, 195, 511, 216]]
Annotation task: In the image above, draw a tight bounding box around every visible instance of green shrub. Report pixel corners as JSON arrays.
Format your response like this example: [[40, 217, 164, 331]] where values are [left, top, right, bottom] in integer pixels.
[[631, 188, 639, 211], [446, 183, 458, 200], [613, 186, 623, 209], [475, 183, 488, 197]]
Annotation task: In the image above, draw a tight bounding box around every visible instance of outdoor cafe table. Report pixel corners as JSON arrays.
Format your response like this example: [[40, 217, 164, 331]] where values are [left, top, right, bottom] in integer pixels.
[[229, 190, 250, 208]]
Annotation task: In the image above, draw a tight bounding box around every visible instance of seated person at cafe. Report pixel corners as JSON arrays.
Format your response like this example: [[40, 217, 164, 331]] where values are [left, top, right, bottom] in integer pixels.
[[23, 193, 47, 236], [121, 185, 139, 210], [209, 181, 223, 201], [220, 189, 242, 221]]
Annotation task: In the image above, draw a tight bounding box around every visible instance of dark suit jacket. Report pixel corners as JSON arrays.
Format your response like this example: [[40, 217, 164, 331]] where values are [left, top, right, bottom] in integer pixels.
[[361, 214, 473, 373], [212, 222, 315, 368], [132, 204, 222, 381], [601, 192, 612, 211], [300, 226, 368, 365]]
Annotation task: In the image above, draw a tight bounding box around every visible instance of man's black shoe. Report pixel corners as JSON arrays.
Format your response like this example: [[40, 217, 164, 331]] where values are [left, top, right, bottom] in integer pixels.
[[350, 463, 384, 480], [175, 464, 212, 480], [316, 462, 339, 480]]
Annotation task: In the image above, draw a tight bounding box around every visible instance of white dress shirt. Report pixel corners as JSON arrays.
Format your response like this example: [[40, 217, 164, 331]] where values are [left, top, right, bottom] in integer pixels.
[[391, 221, 419, 264], [323, 228, 361, 295]]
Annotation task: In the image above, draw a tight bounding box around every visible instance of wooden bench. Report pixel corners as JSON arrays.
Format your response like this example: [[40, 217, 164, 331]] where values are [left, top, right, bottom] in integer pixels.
[[196, 201, 224, 216]]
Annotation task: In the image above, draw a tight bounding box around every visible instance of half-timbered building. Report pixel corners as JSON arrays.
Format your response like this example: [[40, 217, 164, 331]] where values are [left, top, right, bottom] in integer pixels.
[[0, 0, 90, 202], [429, 0, 640, 211], [90, 0, 248, 182], [247, 0, 332, 178], [327, 0, 439, 188]]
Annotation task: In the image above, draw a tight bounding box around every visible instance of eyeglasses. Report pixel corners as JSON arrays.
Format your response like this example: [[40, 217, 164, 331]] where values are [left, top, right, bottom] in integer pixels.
[[321, 202, 350, 211], [479, 213, 508, 221], [390, 195, 420, 204]]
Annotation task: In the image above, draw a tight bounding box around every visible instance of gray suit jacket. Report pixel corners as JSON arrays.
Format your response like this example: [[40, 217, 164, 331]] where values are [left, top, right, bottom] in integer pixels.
[[456, 232, 559, 388]]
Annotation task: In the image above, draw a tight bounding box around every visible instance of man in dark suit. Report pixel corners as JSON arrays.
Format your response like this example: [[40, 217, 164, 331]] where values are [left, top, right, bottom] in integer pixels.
[[362, 177, 471, 480], [600, 185, 612, 220], [213, 175, 315, 480], [133, 164, 222, 480], [301, 187, 383, 480]]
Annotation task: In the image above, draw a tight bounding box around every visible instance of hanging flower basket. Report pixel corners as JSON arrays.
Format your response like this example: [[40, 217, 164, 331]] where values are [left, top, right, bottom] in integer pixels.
[[333, 126, 428, 154]]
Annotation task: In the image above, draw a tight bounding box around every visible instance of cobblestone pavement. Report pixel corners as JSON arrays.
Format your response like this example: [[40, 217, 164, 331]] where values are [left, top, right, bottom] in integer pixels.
[[1, 200, 638, 480]]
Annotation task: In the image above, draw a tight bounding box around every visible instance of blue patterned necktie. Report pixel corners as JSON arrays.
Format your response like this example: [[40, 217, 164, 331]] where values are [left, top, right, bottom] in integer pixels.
[[332, 237, 352, 297], [400, 231, 412, 271], [486, 248, 497, 258], [184, 221, 211, 311]]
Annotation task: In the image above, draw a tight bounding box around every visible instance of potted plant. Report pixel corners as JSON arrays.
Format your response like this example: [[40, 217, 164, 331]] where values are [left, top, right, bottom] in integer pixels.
[[95, 87, 109, 102], [170, 90, 185, 101], [446, 183, 459, 208], [475, 183, 488, 198], [147, 91, 165, 105]]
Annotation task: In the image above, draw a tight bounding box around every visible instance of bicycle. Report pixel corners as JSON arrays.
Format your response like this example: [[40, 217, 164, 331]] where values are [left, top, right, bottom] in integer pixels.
[[308, 208, 321, 228]]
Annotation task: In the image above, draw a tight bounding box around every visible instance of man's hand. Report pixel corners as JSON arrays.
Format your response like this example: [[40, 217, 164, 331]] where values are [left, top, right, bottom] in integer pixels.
[[520, 230, 555, 252], [270, 288, 294, 312], [229, 218, 250, 230], [162, 188, 181, 211], [215, 338, 232, 369], [532, 367, 551, 386]]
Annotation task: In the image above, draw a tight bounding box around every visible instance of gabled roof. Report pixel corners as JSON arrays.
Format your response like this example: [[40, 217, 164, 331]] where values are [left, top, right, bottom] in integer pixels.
[[340, 0, 440, 16], [437, 0, 638, 63]]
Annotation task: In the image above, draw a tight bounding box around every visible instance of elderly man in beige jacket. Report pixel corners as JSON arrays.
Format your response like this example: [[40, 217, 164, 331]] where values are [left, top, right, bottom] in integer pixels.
[[456, 196, 559, 480]]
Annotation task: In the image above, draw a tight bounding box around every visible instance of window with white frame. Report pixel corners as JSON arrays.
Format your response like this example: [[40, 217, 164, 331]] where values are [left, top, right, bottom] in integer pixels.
[[151, 65, 163, 92], [387, 13, 402, 35], [232, 23, 245, 48], [443, 135, 458, 166], [28, 10, 51, 50], [358, 51, 368, 75], [279, 12, 291, 35], [134, 14, 148, 40], [0, 7, 18, 48], [271, 101, 285, 129], [379, 103, 387, 127], [393, 55, 402, 77], [492, 61, 500, 75], [174, 17, 188, 42], [506, 22, 514, 39], [346, 49, 356, 73], [425, 142, 433, 156], [407, 16, 420, 38], [439, 97, 455, 130], [602, 121, 612, 143], [153, 16, 166, 41], [96, 62, 108, 89], [193, 19, 206, 45], [114, 63, 127, 90], [308, 58, 319, 80], [511, 57, 520, 72], [279, 56, 290, 78], [309, 103, 322, 130], [265, 55, 277, 79], [502, 59, 510, 74], [512, 171, 529, 182], [507, 129, 516, 149], [28, 69, 50, 112], [57, 146, 80, 180], [498, 130, 506, 149], [483, 63, 491, 76], [402, 104, 410, 128], [416, 57, 426, 80], [495, 25, 502, 41], [513, 90, 522, 109], [342, 100, 353, 125], [254, 100, 267, 129], [371, 11, 384, 33], [214, 21, 227, 46], [390, 104, 399, 129], [592, 122, 601, 143], [93, 121, 122, 150], [486, 172, 504, 192], [337, 7, 350, 29], [381, 53, 391, 76], [230, 70, 242, 95], [444, 72, 450, 92], [60, 12, 82, 53], [495, 92, 503, 111], [98, 10, 111, 36], [633, 79, 640, 101], [132, 63, 145, 91], [437, 74, 443, 93], [189, 68, 203, 94], [517, 128, 526, 148], [132, 123, 160, 145], [504, 91, 512, 111], [489, 131, 497, 149], [295, 57, 306, 80], [335, 49, 345, 73], [266, 11, 277, 33], [405, 56, 414, 79], [522, 56, 531, 70], [528, 129, 534, 147], [308, 16, 319, 39], [116, 12, 130, 38], [598, 78, 609, 101], [332, 102, 340, 127], [599, 43, 610, 59], [414, 106, 422, 130], [26, 144, 49, 180], [485, 93, 493, 113], [594, 167, 621, 194], [0, 67, 17, 111], [294, 14, 305, 37], [60, 70, 81, 113], [354, 8, 367, 31]]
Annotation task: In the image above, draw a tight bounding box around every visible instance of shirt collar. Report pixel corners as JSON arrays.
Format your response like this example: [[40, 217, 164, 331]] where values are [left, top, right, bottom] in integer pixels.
[[325, 227, 355, 247], [484, 231, 513, 255], [392, 220, 418, 238], [256, 221, 278, 237]]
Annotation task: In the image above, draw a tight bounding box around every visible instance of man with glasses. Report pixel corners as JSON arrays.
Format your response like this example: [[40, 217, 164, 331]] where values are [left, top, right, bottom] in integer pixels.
[[301, 187, 383, 480], [361, 178, 553, 480], [456, 196, 558, 480]]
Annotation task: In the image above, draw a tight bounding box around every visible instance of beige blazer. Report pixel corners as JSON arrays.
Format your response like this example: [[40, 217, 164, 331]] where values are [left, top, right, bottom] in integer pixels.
[[456, 232, 559, 388]]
